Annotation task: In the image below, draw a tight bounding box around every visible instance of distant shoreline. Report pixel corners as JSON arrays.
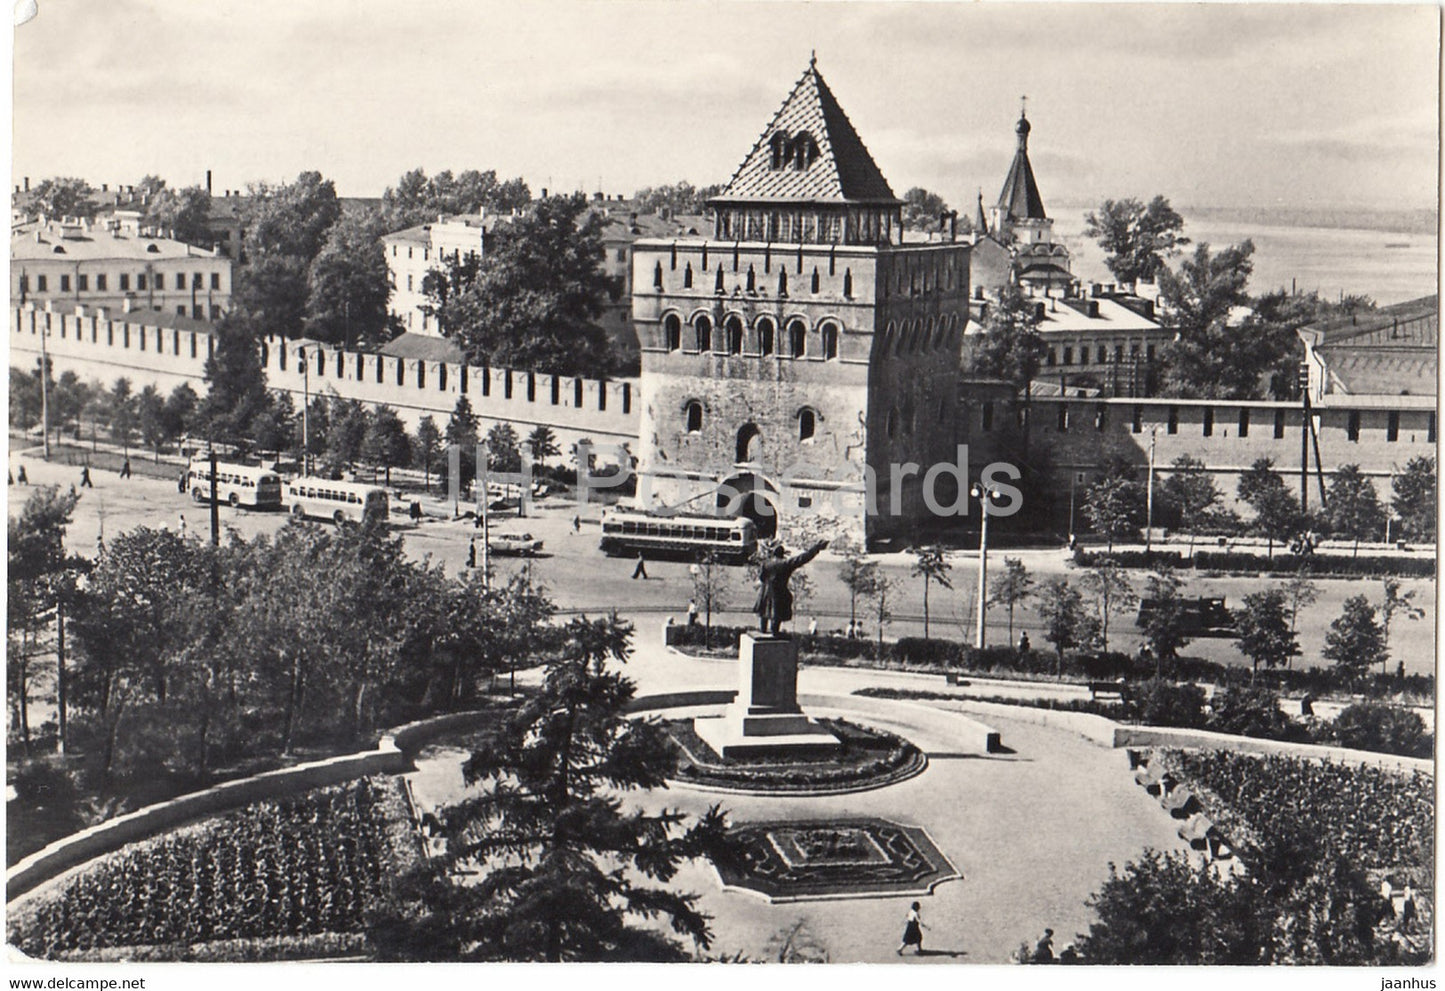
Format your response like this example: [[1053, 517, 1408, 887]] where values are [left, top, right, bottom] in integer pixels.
[[1051, 202, 1437, 238]]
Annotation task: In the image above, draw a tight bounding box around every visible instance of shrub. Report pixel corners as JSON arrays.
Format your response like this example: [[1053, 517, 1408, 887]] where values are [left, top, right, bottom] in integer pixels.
[[893, 637, 964, 666], [1330, 703, 1432, 758], [1073, 548, 1186, 570], [1207, 685, 1304, 741], [1192, 552, 1434, 578], [1132, 679, 1207, 728], [11, 756, 80, 808]]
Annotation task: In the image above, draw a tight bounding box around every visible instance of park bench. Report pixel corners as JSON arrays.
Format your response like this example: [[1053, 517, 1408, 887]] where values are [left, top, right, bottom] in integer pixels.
[[1178, 813, 1214, 850], [1089, 681, 1131, 702]]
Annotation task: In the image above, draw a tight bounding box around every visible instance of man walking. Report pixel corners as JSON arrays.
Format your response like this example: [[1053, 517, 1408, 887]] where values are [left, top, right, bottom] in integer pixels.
[[467, 538, 478, 569], [119, 456, 132, 479], [631, 551, 649, 580], [79, 466, 94, 488]]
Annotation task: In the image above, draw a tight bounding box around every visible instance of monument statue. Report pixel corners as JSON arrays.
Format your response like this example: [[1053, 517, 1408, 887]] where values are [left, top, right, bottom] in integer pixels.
[[754, 540, 828, 635]]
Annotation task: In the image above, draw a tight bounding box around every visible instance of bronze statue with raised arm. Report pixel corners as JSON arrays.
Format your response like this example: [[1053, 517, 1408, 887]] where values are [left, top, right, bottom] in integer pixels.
[[753, 539, 829, 635]]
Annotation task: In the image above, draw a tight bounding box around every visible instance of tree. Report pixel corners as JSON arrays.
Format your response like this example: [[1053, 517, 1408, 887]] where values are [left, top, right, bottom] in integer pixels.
[[484, 423, 523, 475], [1082, 476, 1145, 552], [324, 398, 371, 472], [525, 425, 561, 465], [961, 282, 1048, 393], [1322, 595, 1386, 689], [381, 167, 531, 232], [1139, 568, 1191, 674], [1159, 455, 1220, 555], [988, 557, 1034, 645], [143, 184, 213, 246], [1378, 577, 1424, 676], [835, 539, 878, 630], [105, 378, 139, 452], [866, 573, 896, 659], [691, 552, 731, 648], [1237, 459, 1300, 558], [1390, 456, 1435, 542], [1322, 465, 1385, 556], [1081, 563, 1136, 653], [413, 415, 442, 490], [362, 405, 411, 484], [909, 546, 952, 639], [1281, 570, 1319, 640], [1083, 196, 1189, 287], [629, 182, 721, 217], [30, 177, 97, 220], [1234, 590, 1299, 684], [234, 172, 343, 338], [164, 383, 200, 441], [197, 314, 272, 448], [1036, 577, 1097, 677], [900, 187, 951, 231], [442, 616, 728, 961], [436, 193, 616, 376], [443, 397, 480, 494], [305, 211, 393, 348]]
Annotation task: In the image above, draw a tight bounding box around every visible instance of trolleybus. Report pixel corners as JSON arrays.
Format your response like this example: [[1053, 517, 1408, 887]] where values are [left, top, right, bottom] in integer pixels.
[[599, 509, 756, 563]]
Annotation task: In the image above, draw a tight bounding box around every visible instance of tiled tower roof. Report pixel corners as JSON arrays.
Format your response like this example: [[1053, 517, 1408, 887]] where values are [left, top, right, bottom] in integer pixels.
[[715, 58, 900, 205], [996, 112, 1047, 221]]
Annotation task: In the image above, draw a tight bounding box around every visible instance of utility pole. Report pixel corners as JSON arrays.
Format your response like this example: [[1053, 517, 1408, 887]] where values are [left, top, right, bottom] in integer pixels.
[[1145, 426, 1158, 553], [479, 447, 491, 590], [56, 599, 67, 756], [299, 347, 310, 476], [1299, 362, 1311, 514], [37, 335, 51, 461], [970, 484, 997, 649], [209, 445, 220, 546]]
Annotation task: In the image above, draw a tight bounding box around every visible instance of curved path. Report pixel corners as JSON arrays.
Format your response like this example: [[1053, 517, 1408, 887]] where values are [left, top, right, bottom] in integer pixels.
[[407, 617, 1192, 963]]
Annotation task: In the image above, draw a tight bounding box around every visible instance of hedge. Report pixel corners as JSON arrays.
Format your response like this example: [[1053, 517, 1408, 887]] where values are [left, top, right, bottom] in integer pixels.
[[1073, 548, 1186, 570], [1191, 551, 1435, 578]]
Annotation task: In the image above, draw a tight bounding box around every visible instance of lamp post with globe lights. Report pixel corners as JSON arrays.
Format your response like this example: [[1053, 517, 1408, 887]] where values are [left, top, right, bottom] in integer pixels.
[[970, 482, 1002, 649]]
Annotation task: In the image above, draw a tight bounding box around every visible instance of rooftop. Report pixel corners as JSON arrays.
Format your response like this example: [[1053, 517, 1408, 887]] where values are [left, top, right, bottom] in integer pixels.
[[377, 331, 465, 363], [714, 59, 898, 205], [12, 223, 223, 262], [34, 301, 218, 334]]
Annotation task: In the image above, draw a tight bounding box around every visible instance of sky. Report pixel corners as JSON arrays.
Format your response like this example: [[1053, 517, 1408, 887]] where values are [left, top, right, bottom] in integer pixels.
[[9, 0, 1441, 214]]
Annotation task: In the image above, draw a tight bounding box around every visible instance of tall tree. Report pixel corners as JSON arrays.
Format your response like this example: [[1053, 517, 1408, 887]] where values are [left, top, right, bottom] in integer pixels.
[[962, 282, 1048, 393], [1237, 458, 1301, 558], [1234, 589, 1300, 684], [1378, 577, 1424, 676], [1081, 563, 1137, 653], [867, 572, 897, 659], [30, 177, 97, 220], [107, 379, 139, 453], [691, 551, 731, 648], [1139, 568, 1191, 674], [909, 546, 953, 639], [443, 616, 728, 961], [197, 314, 272, 448], [435, 193, 615, 376], [382, 167, 531, 232], [1159, 241, 1275, 398], [835, 539, 878, 631], [525, 425, 561, 465], [1082, 476, 1145, 552], [1322, 595, 1386, 689], [1391, 456, 1435, 542], [1036, 577, 1097, 677], [485, 423, 523, 475], [988, 557, 1034, 645], [1159, 455, 1220, 554], [136, 384, 169, 460], [362, 405, 412, 484], [325, 398, 371, 472], [1282, 570, 1319, 639], [1083, 196, 1189, 286], [234, 172, 343, 338], [1322, 465, 1385, 556], [305, 211, 394, 347], [413, 415, 443, 490], [443, 396, 480, 493], [144, 184, 213, 246], [900, 187, 951, 231], [629, 182, 721, 217]]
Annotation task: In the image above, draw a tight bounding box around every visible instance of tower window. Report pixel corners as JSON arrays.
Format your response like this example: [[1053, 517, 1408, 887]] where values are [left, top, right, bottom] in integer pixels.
[[1167, 406, 1178, 434], [684, 400, 703, 434], [683, 262, 693, 288], [811, 268, 820, 293], [1202, 407, 1214, 437], [1346, 411, 1360, 442], [789, 132, 819, 170], [694, 314, 712, 352], [725, 316, 743, 354], [1387, 411, 1399, 442], [1274, 409, 1286, 439], [653, 261, 663, 289], [1238, 409, 1250, 438], [663, 313, 682, 351], [769, 131, 789, 170], [758, 317, 775, 356], [787, 319, 807, 358], [798, 407, 816, 442], [820, 321, 839, 360]]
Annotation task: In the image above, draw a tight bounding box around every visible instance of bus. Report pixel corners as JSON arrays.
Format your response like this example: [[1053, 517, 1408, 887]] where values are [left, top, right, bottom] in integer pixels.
[[599, 509, 757, 564], [187, 460, 283, 509], [284, 477, 389, 525]]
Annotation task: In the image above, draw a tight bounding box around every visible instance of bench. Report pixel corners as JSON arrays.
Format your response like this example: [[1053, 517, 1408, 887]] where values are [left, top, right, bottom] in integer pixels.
[[1178, 813, 1214, 849], [1089, 681, 1131, 702], [1162, 785, 1201, 819]]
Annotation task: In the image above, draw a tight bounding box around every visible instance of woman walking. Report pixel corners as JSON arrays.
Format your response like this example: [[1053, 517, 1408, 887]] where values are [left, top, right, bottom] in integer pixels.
[[896, 901, 927, 955]]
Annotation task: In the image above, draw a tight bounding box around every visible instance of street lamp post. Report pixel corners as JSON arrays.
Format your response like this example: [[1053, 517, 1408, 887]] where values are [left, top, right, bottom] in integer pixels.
[[970, 483, 999, 649], [1145, 426, 1158, 553], [298, 346, 310, 476]]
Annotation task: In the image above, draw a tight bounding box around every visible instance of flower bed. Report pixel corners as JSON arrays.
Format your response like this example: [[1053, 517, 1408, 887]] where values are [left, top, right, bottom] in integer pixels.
[[11, 777, 417, 960], [665, 718, 924, 793]]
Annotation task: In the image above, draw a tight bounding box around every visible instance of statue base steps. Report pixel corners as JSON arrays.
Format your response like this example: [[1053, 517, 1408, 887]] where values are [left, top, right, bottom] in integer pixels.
[[692, 633, 841, 758]]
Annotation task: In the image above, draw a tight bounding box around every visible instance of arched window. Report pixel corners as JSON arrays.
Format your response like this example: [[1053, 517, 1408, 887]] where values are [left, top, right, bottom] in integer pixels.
[[693, 314, 712, 352], [842, 268, 852, 297], [438, 364, 448, 390], [789, 132, 818, 170], [663, 313, 682, 351], [725, 316, 743, 354], [769, 131, 789, 170], [757, 317, 775, 356], [820, 321, 839, 360], [787, 319, 806, 358], [653, 261, 663, 289], [715, 266, 725, 293], [798, 407, 817, 442], [396, 358, 405, 385], [778, 269, 788, 296], [335, 352, 345, 378], [316, 351, 326, 376], [683, 262, 693, 289], [811, 267, 820, 293], [684, 400, 703, 433], [745, 265, 756, 292], [417, 361, 426, 388]]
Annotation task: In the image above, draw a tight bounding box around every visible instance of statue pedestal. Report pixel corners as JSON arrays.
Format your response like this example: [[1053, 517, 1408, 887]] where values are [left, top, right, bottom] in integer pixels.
[[693, 634, 841, 758]]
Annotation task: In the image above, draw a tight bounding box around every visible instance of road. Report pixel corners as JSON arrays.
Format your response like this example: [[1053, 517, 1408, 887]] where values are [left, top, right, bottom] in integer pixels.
[[8, 447, 1437, 676]]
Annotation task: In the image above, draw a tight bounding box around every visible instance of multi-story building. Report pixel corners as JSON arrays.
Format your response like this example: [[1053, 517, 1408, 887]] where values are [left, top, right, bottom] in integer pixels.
[[381, 214, 489, 336], [11, 219, 232, 321], [632, 59, 972, 543]]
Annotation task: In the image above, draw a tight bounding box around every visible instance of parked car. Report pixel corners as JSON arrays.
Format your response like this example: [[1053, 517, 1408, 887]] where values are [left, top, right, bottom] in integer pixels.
[[488, 532, 543, 557]]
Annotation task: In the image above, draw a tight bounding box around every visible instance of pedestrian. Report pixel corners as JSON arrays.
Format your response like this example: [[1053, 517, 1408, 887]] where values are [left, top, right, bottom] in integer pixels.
[[1018, 630, 1031, 653], [689, 561, 701, 579], [177, 468, 187, 493], [17, 464, 28, 485], [178, 513, 186, 534], [1058, 942, 1079, 964], [80, 466, 93, 488], [120, 456, 132, 479], [896, 901, 927, 955], [1380, 879, 1396, 919], [572, 514, 581, 533], [631, 551, 648, 580], [808, 617, 818, 636], [467, 538, 478, 569], [68, 483, 78, 499], [686, 598, 699, 626], [1032, 928, 1055, 963], [1400, 886, 1417, 928], [410, 501, 423, 522]]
